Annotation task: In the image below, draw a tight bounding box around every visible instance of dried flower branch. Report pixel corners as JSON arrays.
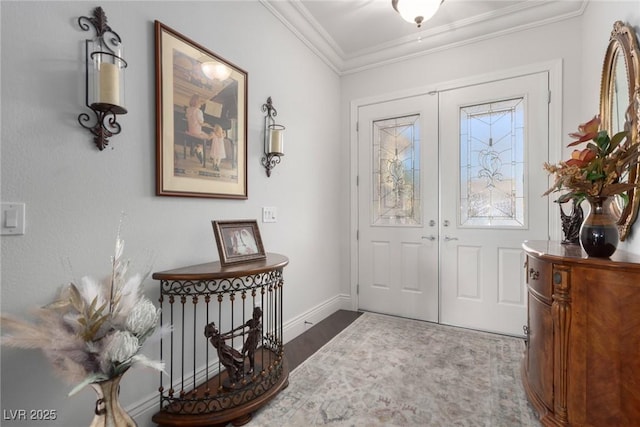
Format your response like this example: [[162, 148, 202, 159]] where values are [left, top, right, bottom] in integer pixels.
[[0, 219, 164, 396], [544, 115, 640, 203]]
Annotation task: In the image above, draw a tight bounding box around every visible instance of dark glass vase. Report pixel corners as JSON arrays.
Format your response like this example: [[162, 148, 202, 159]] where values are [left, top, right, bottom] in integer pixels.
[[579, 196, 619, 258]]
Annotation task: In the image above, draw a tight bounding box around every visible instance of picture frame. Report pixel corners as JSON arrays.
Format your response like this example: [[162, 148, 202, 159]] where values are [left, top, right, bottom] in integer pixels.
[[212, 220, 266, 266], [155, 21, 248, 199]]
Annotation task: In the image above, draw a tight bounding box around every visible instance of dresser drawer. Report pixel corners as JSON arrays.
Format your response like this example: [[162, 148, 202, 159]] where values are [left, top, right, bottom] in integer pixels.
[[526, 255, 552, 300]]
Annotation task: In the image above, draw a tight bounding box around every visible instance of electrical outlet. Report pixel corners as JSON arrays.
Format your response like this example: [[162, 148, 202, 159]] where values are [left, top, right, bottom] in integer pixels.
[[262, 207, 277, 223]]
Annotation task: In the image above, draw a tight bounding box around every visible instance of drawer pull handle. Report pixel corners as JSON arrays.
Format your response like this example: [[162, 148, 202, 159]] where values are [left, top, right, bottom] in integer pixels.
[[528, 268, 540, 280]]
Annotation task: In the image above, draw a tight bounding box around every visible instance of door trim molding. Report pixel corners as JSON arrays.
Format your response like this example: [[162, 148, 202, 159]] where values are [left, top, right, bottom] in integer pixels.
[[349, 59, 563, 310]]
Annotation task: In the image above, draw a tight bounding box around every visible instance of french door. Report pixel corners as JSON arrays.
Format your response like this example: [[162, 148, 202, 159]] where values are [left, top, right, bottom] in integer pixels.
[[356, 72, 550, 335], [439, 73, 549, 335], [357, 94, 439, 322]]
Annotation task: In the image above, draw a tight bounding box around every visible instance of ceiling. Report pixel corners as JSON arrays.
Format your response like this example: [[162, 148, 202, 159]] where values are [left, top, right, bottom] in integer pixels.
[[262, 0, 588, 74]]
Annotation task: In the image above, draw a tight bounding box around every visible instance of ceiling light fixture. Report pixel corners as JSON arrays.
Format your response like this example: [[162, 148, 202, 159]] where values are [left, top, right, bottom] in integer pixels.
[[392, 0, 443, 28]]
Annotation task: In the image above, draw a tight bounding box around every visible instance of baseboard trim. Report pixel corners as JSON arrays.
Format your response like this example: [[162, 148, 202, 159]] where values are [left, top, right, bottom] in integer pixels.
[[282, 293, 352, 344]]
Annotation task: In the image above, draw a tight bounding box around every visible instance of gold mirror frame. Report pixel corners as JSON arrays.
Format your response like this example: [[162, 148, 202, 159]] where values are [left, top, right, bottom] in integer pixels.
[[599, 21, 640, 241]]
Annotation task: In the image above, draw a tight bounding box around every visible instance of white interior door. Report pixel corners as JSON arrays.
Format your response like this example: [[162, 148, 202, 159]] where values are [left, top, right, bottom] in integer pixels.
[[439, 73, 549, 335], [357, 94, 439, 322]]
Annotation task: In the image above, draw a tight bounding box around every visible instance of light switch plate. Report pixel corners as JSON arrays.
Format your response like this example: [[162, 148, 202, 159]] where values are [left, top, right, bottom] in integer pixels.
[[1, 203, 25, 235], [262, 207, 277, 223]]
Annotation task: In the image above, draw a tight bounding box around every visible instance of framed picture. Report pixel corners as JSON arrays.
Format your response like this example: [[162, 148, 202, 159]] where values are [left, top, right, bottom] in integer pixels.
[[212, 220, 266, 266], [155, 21, 248, 199]]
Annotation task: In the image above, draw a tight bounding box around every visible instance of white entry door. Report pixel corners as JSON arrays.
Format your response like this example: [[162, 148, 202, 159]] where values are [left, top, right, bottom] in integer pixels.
[[439, 73, 549, 335], [357, 94, 439, 322]]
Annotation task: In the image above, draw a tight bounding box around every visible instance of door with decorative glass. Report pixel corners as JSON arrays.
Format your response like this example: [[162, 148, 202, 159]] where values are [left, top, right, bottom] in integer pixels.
[[439, 73, 549, 335], [357, 94, 439, 322]]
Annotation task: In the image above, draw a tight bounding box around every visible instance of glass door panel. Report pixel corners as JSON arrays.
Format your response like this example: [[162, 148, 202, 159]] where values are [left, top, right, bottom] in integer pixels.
[[460, 98, 525, 228], [372, 115, 421, 226]]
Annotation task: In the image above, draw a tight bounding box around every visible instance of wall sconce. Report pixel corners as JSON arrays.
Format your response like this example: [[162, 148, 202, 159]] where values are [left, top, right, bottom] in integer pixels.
[[261, 97, 285, 177], [77, 7, 127, 151]]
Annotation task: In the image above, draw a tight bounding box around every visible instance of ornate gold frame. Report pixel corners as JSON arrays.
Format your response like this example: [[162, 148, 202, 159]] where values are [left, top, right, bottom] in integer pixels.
[[599, 21, 640, 240]]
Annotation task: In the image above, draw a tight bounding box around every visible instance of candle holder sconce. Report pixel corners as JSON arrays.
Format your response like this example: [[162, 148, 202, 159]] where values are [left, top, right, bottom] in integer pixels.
[[261, 97, 285, 177], [78, 7, 128, 151]]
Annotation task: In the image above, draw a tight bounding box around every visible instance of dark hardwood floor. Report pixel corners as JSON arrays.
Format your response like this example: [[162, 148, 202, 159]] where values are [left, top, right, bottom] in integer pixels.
[[284, 309, 363, 371]]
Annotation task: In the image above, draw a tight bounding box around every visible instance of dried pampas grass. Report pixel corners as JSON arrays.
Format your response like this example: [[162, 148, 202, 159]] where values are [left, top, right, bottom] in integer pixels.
[[1, 217, 164, 396]]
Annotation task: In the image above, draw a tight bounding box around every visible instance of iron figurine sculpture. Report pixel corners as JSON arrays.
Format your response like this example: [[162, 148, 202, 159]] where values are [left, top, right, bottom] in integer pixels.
[[204, 307, 263, 386], [204, 322, 245, 383], [559, 198, 583, 244]]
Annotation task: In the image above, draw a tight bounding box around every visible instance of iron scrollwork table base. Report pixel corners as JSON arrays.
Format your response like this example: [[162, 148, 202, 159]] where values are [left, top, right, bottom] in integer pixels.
[[151, 254, 289, 427]]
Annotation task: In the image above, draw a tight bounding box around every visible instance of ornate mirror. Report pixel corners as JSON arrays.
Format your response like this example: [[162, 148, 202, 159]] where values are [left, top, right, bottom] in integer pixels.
[[599, 21, 640, 240]]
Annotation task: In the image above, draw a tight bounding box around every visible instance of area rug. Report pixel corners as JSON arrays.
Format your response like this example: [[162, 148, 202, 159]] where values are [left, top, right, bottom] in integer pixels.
[[250, 312, 539, 426]]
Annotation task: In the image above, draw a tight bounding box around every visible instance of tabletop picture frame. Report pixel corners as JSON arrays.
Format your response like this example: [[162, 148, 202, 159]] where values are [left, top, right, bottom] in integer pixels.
[[212, 220, 266, 266], [155, 21, 248, 199]]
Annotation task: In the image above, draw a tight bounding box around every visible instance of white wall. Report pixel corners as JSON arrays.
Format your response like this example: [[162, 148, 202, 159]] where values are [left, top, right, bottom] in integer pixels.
[[0, 2, 342, 426]]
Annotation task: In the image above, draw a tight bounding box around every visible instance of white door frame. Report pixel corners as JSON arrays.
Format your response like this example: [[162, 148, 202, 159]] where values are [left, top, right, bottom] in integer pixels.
[[349, 59, 563, 313]]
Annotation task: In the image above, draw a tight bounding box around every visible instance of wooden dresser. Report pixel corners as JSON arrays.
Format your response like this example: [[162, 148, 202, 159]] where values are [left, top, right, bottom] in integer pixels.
[[522, 241, 640, 426]]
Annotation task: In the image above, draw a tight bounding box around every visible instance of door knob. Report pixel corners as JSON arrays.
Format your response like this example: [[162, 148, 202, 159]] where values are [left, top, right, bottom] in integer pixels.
[[443, 236, 458, 241], [422, 235, 436, 241]]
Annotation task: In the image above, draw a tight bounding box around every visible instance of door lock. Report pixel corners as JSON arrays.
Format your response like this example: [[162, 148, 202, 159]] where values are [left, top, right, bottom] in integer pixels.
[[443, 220, 450, 227]]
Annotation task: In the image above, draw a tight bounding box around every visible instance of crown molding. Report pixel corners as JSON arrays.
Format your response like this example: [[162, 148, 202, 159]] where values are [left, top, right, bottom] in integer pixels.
[[263, 0, 588, 75], [259, 0, 345, 74]]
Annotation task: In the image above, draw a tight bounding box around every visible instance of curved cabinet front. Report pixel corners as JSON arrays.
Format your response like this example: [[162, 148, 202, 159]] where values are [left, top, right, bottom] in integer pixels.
[[522, 241, 640, 426]]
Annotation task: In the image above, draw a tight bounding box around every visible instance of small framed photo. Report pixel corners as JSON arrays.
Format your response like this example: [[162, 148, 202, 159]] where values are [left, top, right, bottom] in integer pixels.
[[212, 220, 266, 266], [155, 21, 248, 199]]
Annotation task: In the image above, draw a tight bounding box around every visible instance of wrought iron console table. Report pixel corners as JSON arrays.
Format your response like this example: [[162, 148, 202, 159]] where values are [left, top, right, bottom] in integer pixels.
[[151, 254, 289, 427]]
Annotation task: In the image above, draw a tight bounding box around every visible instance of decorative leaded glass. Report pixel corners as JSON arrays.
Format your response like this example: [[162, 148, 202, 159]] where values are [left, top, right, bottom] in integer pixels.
[[460, 98, 525, 227], [372, 114, 421, 226]]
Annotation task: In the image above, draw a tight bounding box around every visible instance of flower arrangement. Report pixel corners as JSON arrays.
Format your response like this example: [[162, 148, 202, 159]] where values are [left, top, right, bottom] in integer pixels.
[[0, 224, 164, 396], [544, 115, 639, 203]]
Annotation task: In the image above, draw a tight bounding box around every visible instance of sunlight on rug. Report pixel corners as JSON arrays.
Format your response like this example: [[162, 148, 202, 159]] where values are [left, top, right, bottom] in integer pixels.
[[250, 312, 540, 426]]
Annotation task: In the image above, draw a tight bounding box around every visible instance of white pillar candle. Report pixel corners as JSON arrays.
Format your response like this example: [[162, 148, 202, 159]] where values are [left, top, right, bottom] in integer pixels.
[[269, 128, 284, 155], [100, 62, 120, 106]]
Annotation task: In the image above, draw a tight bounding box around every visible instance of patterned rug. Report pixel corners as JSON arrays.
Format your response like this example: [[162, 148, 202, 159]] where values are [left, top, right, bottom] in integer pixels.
[[250, 312, 540, 426]]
